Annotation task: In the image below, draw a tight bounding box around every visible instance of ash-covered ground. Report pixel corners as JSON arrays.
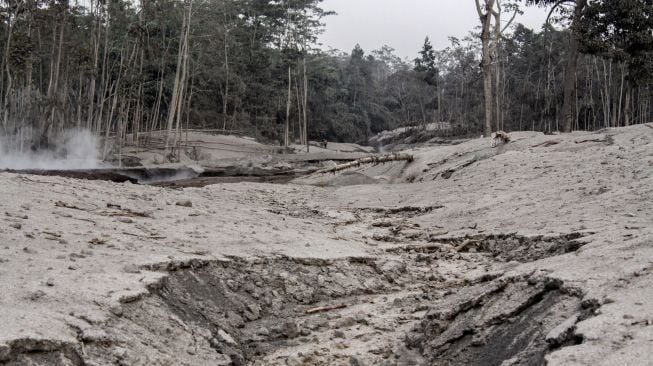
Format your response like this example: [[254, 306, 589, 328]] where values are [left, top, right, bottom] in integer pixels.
[[1, 125, 652, 365]]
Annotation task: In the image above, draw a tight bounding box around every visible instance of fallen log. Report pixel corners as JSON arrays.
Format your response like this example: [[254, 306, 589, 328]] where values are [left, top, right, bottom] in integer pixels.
[[455, 239, 479, 252], [315, 153, 414, 174], [305, 303, 347, 314], [574, 138, 606, 144], [532, 139, 562, 148]]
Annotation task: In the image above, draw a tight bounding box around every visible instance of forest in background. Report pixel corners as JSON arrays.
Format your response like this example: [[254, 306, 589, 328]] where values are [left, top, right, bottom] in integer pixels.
[[0, 0, 651, 158]]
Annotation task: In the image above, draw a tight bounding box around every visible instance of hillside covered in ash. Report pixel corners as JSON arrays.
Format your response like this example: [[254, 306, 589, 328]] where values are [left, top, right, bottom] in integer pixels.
[[0, 125, 652, 365]]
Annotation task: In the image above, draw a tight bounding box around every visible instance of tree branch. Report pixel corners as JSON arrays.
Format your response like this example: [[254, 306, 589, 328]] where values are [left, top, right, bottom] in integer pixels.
[[501, 8, 519, 33], [491, 0, 501, 17], [475, 0, 485, 19], [545, 0, 577, 31]]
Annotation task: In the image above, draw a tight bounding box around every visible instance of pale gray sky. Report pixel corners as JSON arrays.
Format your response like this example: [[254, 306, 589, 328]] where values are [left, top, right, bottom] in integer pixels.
[[318, 0, 549, 59]]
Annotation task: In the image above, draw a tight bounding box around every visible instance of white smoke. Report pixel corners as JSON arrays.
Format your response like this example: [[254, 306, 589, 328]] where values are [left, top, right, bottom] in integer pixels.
[[0, 129, 102, 170]]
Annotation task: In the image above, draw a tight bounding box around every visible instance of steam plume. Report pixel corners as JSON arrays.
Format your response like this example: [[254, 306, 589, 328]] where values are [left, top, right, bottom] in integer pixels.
[[0, 129, 102, 170]]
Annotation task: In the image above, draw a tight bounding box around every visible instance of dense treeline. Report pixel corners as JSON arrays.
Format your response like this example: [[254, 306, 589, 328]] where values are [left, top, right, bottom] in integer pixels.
[[0, 0, 334, 155], [0, 0, 650, 157]]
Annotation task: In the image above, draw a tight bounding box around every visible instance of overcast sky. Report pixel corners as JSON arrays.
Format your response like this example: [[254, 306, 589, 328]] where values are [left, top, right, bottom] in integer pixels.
[[318, 0, 549, 59]]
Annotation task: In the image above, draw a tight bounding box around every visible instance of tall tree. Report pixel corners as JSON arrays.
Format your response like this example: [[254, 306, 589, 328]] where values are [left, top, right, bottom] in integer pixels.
[[527, 0, 587, 132], [476, 0, 497, 136], [579, 0, 653, 126], [491, 0, 520, 131], [414, 36, 439, 123]]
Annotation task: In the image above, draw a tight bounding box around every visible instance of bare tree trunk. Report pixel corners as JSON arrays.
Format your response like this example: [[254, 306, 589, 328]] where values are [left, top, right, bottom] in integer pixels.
[[561, 0, 586, 133], [285, 65, 291, 148], [134, 46, 144, 145], [585, 59, 594, 130], [303, 57, 308, 152], [295, 74, 302, 145], [222, 10, 229, 131], [150, 38, 170, 135], [2, 11, 15, 134], [165, 0, 191, 154], [476, 0, 496, 137], [437, 86, 442, 122], [87, 0, 102, 131], [77, 71, 83, 129], [601, 59, 611, 128], [562, 36, 578, 132], [493, 1, 501, 132], [185, 69, 195, 147], [103, 42, 130, 160], [24, 16, 34, 136], [624, 81, 632, 126], [95, 13, 110, 137], [575, 66, 580, 130], [617, 62, 625, 126], [173, 0, 193, 160], [45, 15, 66, 142]]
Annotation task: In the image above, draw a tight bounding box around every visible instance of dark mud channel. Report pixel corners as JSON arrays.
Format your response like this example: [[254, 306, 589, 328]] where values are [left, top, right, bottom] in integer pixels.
[[124, 234, 592, 366], [3, 166, 311, 187], [0, 233, 595, 365]]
